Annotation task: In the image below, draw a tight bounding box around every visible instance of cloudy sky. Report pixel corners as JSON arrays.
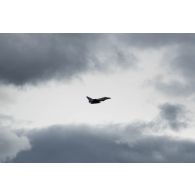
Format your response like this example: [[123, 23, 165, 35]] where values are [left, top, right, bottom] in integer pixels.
[[1, 33, 195, 162]]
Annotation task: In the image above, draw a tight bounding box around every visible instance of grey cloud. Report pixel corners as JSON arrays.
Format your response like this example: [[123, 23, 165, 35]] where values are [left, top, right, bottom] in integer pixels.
[[5, 102, 190, 163], [115, 33, 195, 48], [152, 37, 195, 96], [0, 129, 31, 162], [0, 115, 31, 162], [0, 34, 135, 85], [173, 46, 195, 79], [167, 45, 195, 96], [1, 33, 195, 87], [11, 125, 130, 163], [153, 79, 192, 97], [158, 103, 189, 131], [0, 89, 13, 104], [9, 123, 195, 163], [3, 33, 195, 86], [0, 114, 14, 126], [116, 33, 195, 97], [136, 102, 190, 132]]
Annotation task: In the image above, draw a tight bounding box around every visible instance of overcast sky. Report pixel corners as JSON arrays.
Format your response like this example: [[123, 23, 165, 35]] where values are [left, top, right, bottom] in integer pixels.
[[1, 34, 195, 162]]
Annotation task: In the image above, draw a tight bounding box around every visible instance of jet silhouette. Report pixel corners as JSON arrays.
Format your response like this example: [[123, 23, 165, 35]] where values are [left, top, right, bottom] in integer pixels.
[[86, 96, 111, 104]]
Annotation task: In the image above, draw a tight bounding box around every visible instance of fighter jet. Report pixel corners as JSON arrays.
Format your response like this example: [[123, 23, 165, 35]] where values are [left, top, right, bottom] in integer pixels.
[[86, 96, 111, 104]]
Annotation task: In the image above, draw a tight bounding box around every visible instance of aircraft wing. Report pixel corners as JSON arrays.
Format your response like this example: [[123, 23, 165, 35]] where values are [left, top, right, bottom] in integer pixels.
[[98, 97, 111, 101]]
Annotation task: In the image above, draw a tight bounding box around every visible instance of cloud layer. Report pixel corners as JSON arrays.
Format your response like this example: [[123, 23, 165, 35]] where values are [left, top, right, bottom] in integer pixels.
[[11, 123, 195, 163], [2, 34, 195, 86], [158, 103, 189, 131], [0, 102, 188, 163], [0, 115, 31, 162], [0, 34, 135, 85], [148, 34, 195, 97]]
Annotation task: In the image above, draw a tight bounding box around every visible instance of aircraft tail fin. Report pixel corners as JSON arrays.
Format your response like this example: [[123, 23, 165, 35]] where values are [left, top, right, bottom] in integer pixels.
[[86, 96, 93, 101]]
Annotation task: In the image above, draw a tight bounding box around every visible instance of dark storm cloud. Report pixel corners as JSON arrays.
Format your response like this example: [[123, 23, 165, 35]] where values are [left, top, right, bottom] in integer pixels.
[[115, 33, 195, 48], [158, 103, 189, 131], [9, 122, 195, 163], [0, 115, 31, 162], [1, 33, 195, 87], [0, 34, 135, 85], [2, 102, 189, 163], [12, 125, 129, 163]]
